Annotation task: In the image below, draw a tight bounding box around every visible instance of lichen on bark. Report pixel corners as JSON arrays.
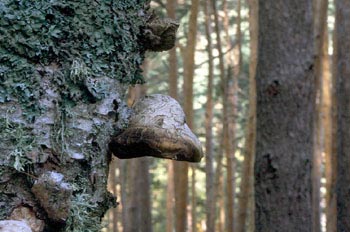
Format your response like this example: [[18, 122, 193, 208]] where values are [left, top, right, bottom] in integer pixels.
[[0, 0, 154, 231]]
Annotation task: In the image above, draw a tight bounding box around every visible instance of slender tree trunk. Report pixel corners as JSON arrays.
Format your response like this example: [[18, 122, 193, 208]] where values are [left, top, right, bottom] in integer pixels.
[[109, 159, 119, 232], [328, 2, 338, 230], [313, 0, 331, 232], [236, 0, 258, 231], [214, 132, 225, 232], [166, 160, 175, 232], [334, 1, 350, 231], [175, 0, 199, 231], [137, 157, 152, 232], [203, 0, 216, 231], [312, 0, 329, 231], [223, 1, 240, 231], [128, 160, 139, 232], [211, 0, 234, 230], [166, 1, 177, 231], [255, 0, 314, 231], [167, 0, 178, 100], [120, 159, 131, 232], [191, 165, 197, 232], [324, 23, 336, 232]]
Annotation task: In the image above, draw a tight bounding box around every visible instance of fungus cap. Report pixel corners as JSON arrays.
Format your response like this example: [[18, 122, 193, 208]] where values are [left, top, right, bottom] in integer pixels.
[[109, 94, 203, 162]]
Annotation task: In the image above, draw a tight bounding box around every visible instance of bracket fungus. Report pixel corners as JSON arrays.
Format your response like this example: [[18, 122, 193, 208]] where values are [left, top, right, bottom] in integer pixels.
[[142, 17, 179, 52], [109, 94, 203, 162]]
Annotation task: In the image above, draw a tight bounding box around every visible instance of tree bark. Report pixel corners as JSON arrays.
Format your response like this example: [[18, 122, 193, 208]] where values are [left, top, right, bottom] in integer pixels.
[[334, 0, 350, 231], [255, 1, 314, 231], [0, 1, 155, 231], [0, 0, 181, 231]]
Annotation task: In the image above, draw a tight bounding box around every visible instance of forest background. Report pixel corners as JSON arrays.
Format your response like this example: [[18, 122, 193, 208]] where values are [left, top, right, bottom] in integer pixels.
[[103, 0, 343, 231]]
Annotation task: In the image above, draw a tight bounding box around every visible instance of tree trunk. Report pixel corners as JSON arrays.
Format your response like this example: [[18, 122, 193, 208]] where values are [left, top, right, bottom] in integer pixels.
[[214, 132, 225, 232], [236, 0, 258, 231], [312, 0, 329, 231], [324, 22, 335, 232], [175, 0, 199, 231], [211, 0, 235, 230], [120, 160, 129, 232], [255, 1, 314, 231], [109, 159, 119, 232], [203, 0, 216, 230], [166, 0, 177, 230], [191, 165, 197, 232], [223, 1, 240, 230], [0, 1, 155, 231], [137, 157, 152, 232], [334, 0, 350, 230], [125, 71, 152, 231], [0, 0, 180, 231]]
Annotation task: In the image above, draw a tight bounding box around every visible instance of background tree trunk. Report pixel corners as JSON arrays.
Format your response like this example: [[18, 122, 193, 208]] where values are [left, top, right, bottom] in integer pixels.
[[254, 0, 314, 231], [211, 0, 235, 230], [166, 1, 177, 231], [236, 0, 258, 231], [203, 0, 216, 230], [175, 0, 199, 231], [312, 0, 329, 231], [324, 21, 336, 231]]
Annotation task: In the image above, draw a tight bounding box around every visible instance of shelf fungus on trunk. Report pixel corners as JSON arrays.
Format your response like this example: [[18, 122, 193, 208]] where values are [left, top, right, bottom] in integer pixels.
[[109, 94, 203, 162], [141, 16, 179, 52]]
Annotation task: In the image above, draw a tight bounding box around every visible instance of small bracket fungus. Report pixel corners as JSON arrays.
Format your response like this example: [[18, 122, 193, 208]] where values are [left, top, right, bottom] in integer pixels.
[[31, 171, 72, 223], [109, 94, 203, 162], [142, 17, 179, 52]]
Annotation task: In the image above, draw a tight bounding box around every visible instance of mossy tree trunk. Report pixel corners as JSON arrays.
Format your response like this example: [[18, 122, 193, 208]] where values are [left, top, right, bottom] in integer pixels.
[[0, 1, 165, 231]]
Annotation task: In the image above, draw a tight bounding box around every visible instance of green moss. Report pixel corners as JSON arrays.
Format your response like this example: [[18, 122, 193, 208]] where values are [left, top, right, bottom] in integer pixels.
[[0, 0, 148, 120], [0, 117, 36, 171], [0, 1, 149, 230], [66, 193, 102, 232]]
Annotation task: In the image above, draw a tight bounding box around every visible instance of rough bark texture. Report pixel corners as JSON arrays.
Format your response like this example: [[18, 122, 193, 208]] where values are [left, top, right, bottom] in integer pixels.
[[334, 1, 350, 231], [0, 1, 171, 231], [254, 1, 314, 231]]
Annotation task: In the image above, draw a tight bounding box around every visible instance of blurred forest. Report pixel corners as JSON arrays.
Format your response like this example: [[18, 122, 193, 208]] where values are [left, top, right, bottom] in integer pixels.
[[102, 0, 347, 231]]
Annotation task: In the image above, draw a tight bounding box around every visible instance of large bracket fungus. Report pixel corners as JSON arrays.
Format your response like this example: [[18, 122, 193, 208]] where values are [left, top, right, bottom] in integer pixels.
[[109, 94, 203, 162]]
